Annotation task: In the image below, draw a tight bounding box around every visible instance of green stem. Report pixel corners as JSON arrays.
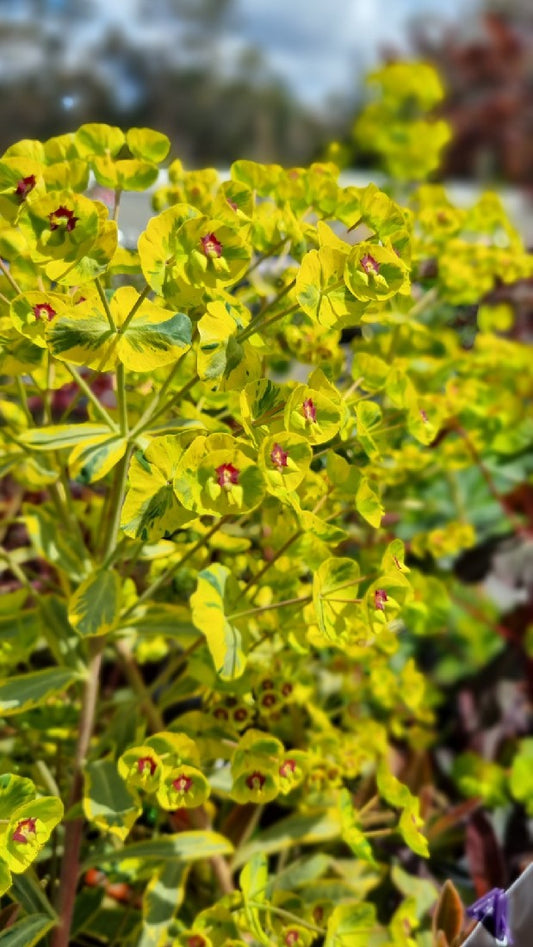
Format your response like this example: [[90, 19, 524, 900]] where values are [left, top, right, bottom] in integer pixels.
[[95, 278, 115, 331], [247, 901, 326, 936], [128, 352, 191, 439], [120, 517, 229, 621], [228, 593, 311, 622], [113, 187, 122, 223], [0, 257, 22, 294], [238, 530, 303, 599], [118, 283, 151, 334], [100, 444, 134, 565], [15, 377, 33, 425], [116, 363, 129, 435], [238, 302, 299, 342], [65, 364, 118, 431]]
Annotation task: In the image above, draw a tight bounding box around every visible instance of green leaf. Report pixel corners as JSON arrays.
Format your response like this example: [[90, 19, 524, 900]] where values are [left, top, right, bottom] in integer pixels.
[[324, 903, 376, 947], [0, 775, 35, 821], [83, 831, 233, 868], [75, 123, 125, 157], [46, 287, 192, 373], [23, 503, 91, 582], [0, 668, 79, 716], [240, 853, 270, 946], [20, 423, 112, 451], [121, 439, 196, 541], [190, 564, 246, 681], [83, 759, 141, 842], [398, 798, 429, 858], [68, 570, 121, 638], [313, 557, 361, 643], [10, 872, 57, 920], [234, 810, 341, 868], [68, 434, 127, 484], [355, 401, 382, 458], [0, 913, 55, 946], [296, 246, 364, 329], [92, 156, 159, 191], [139, 862, 189, 947], [355, 477, 384, 528], [338, 789, 377, 867], [126, 127, 171, 163], [509, 738, 533, 815], [0, 859, 12, 897]]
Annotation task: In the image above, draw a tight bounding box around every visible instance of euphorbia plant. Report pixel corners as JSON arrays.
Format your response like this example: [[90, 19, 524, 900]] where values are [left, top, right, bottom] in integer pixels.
[[0, 77, 532, 946]]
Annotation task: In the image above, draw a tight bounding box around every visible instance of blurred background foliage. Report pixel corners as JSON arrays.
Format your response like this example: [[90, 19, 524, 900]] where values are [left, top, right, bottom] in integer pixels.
[[0, 0, 532, 185]]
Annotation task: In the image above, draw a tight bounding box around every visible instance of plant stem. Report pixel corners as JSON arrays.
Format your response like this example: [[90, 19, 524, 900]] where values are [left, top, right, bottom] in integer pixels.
[[120, 517, 228, 621], [116, 363, 129, 435], [96, 277, 116, 330], [113, 187, 122, 223], [0, 257, 22, 294], [118, 283, 151, 334], [247, 900, 326, 936], [65, 364, 118, 431], [229, 594, 312, 622], [114, 640, 164, 731], [128, 351, 190, 439], [237, 302, 299, 342], [239, 530, 303, 599], [100, 444, 134, 566], [51, 639, 104, 947]]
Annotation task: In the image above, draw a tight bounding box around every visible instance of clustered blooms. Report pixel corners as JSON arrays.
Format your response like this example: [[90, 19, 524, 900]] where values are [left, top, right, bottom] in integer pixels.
[[14, 174, 36, 202], [200, 232, 223, 258], [12, 817, 37, 844], [32, 302, 56, 322], [48, 205, 79, 232], [215, 462, 239, 488], [302, 397, 317, 423], [270, 442, 289, 469]]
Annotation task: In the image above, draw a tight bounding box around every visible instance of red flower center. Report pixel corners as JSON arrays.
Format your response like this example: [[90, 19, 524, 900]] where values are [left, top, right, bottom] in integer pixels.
[[262, 693, 277, 708], [234, 707, 248, 722], [32, 302, 56, 322], [49, 205, 79, 232], [12, 817, 37, 844], [187, 936, 207, 947], [246, 771, 266, 791], [201, 232, 223, 258], [172, 773, 193, 793], [374, 588, 388, 611], [213, 706, 229, 720], [360, 253, 380, 275], [215, 462, 239, 488], [279, 758, 296, 778], [281, 682, 293, 697], [285, 930, 300, 946], [270, 442, 289, 469], [15, 174, 36, 201], [302, 398, 317, 423], [137, 755, 157, 776]]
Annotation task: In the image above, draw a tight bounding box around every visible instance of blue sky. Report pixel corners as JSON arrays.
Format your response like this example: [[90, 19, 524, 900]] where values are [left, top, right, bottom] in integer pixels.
[[85, 0, 480, 108], [234, 0, 480, 105]]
